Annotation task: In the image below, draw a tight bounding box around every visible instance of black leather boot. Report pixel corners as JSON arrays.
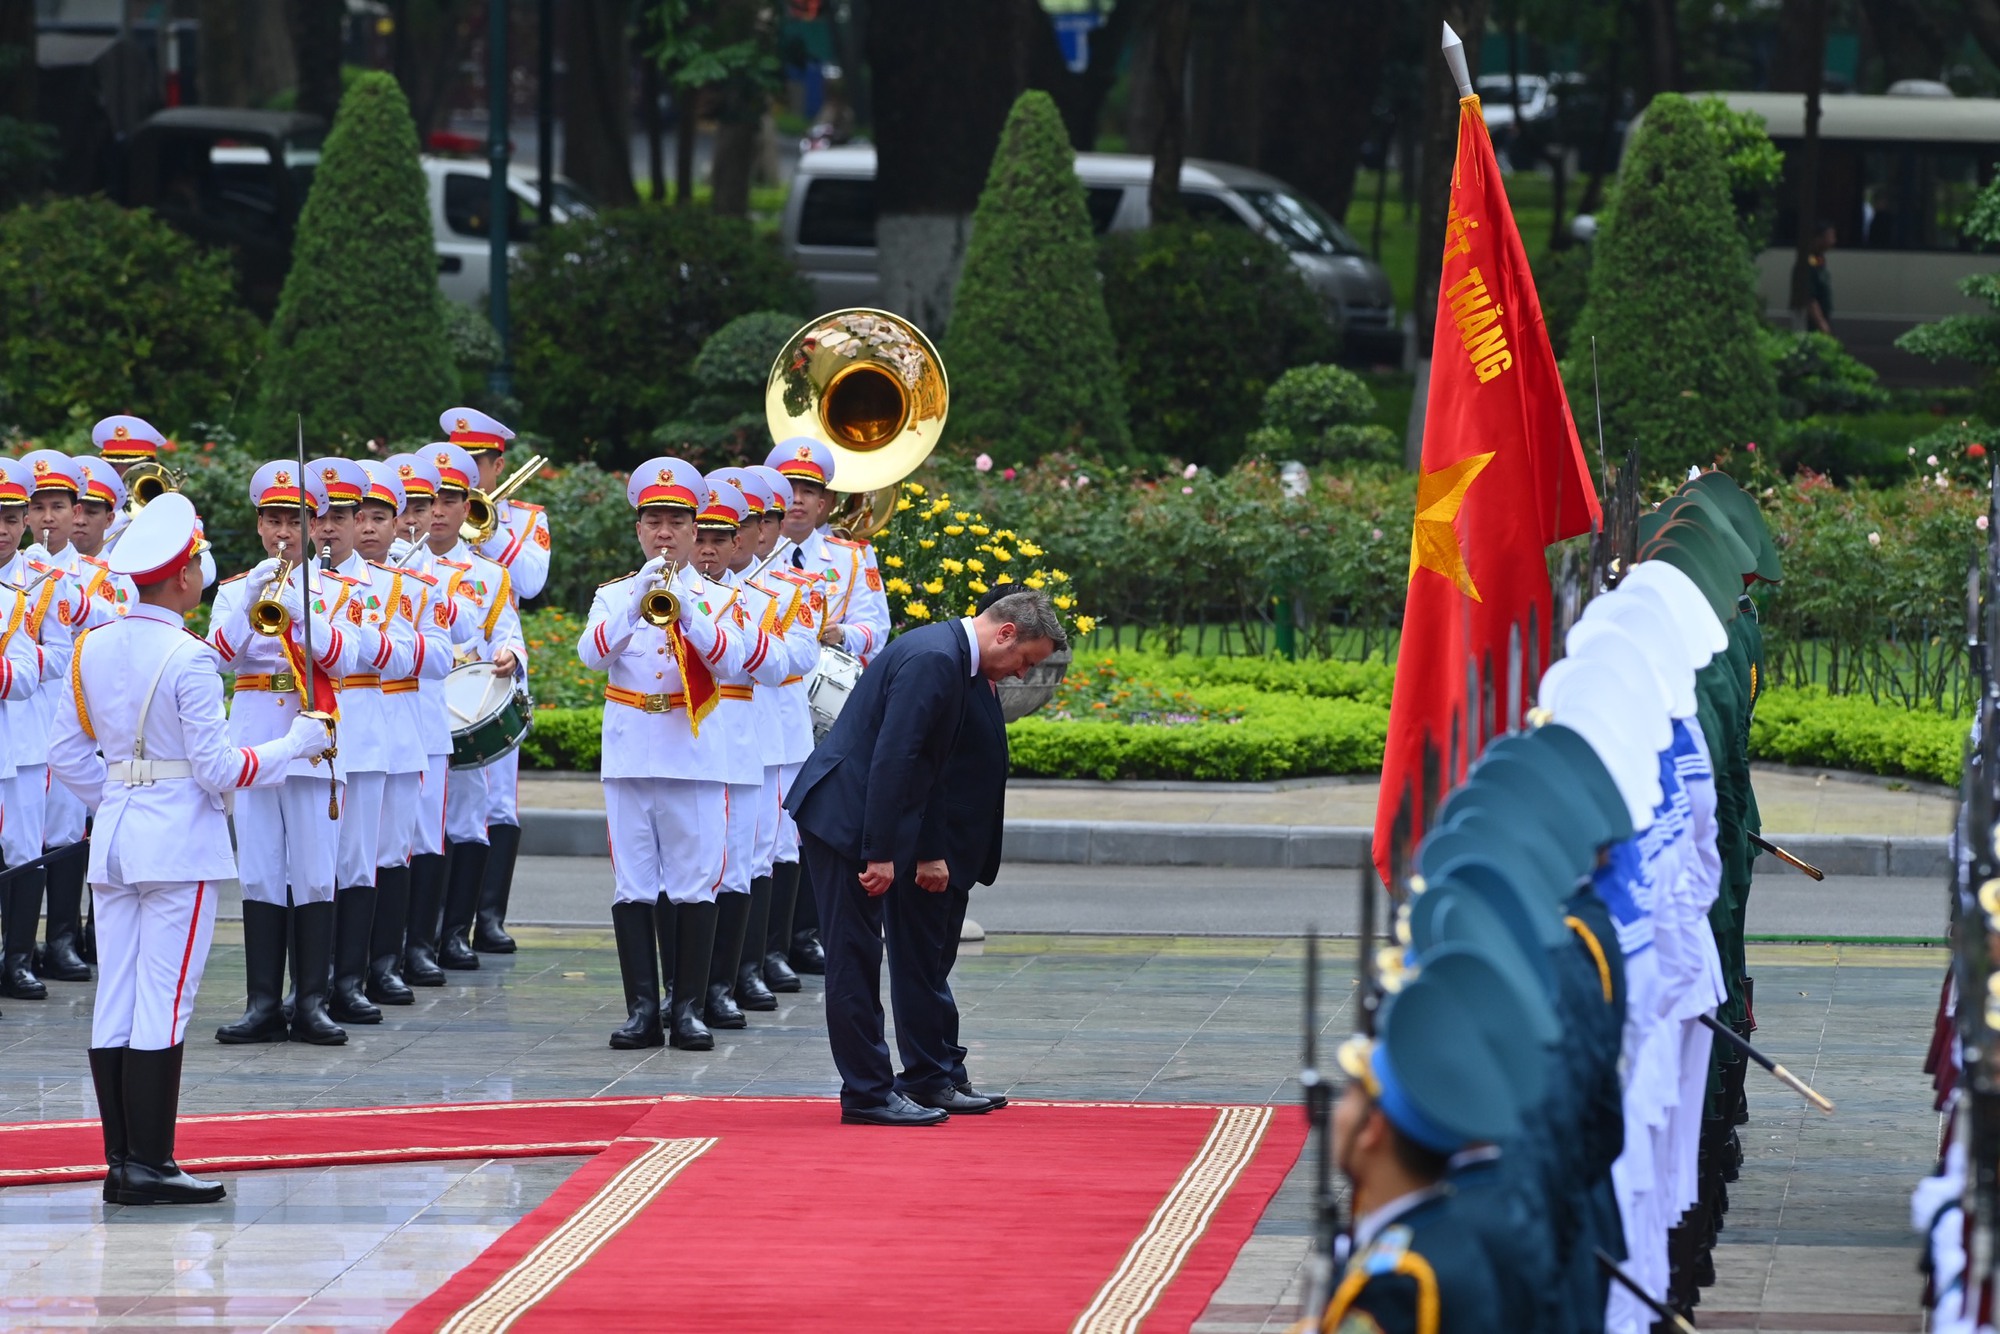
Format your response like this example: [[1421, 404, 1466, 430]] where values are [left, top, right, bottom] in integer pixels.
[[705, 892, 749, 1028], [734, 876, 777, 1010], [115, 1045, 225, 1205], [663, 899, 713, 1051], [41, 848, 91, 982], [89, 1046, 128, 1203], [609, 901, 664, 1049], [788, 863, 825, 975], [367, 864, 414, 1005], [474, 822, 520, 953], [329, 886, 382, 1024], [2, 868, 49, 999], [216, 901, 290, 1043], [438, 841, 487, 970], [762, 862, 801, 992], [80, 885, 96, 964], [287, 901, 347, 1045], [404, 853, 448, 986]]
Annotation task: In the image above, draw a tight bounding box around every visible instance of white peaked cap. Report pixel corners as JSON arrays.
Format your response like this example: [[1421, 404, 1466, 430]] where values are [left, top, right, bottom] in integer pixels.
[[1585, 586, 1697, 719], [1620, 560, 1726, 660]]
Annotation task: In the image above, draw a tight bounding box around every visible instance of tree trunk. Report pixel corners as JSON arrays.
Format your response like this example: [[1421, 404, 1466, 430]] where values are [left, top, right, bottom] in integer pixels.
[[707, 0, 769, 217], [1639, 0, 1680, 99], [1147, 0, 1192, 225], [641, 53, 665, 201], [390, 0, 474, 139], [1788, 0, 1828, 319], [1255, 0, 1393, 222], [288, 0, 345, 123], [865, 0, 1037, 330], [1405, 0, 1487, 468], [1022, 0, 1147, 150], [559, 0, 636, 206], [674, 86, 698, 206], [1185, 0, 1257, 165]]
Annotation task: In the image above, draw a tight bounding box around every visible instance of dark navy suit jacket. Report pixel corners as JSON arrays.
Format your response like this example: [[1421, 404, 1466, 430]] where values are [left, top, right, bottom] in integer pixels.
[[786, 621, 973, 868], [927, 676, 1006, 890]]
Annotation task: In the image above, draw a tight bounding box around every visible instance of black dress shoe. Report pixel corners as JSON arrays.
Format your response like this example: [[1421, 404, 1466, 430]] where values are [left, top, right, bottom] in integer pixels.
[[114, 1160, 227, 1206], [956, 1082, 1007, 1109], [789, 928, 825, 975], [841, 1093, 948, 1127], [703, 982, 746, 1029], [761, 950, 801, 993], [909, 1086, 998, 1115], [734, 961, 777, 1011]]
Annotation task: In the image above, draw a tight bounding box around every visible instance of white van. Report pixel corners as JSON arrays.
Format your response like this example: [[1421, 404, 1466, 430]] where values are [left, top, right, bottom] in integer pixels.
[[1657, 92, 2000, 372], [781, 145, 1399, 356], [420, 158, 597, 306]]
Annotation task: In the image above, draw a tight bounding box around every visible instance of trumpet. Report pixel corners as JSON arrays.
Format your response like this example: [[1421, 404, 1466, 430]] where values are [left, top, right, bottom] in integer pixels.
[[461, 454, 547, 546], [249, 544, 295, 637], [121, 461, 184, 516], [639, 575, 682, 627]]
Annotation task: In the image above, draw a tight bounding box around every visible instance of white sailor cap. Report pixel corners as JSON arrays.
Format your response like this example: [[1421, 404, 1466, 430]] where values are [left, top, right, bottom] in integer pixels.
[[359, 460, 406, 514], [441, 407, 515, 454], [76, 457, 125, 509], [109, 492, 205, 586], [1584, 587, 1698, 719]]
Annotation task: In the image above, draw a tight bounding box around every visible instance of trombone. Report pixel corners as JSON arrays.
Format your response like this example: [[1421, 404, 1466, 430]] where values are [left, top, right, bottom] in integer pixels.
[[121, 461, 184, 517], [249, 543, 295, 637], [461, 454, 547, 546]]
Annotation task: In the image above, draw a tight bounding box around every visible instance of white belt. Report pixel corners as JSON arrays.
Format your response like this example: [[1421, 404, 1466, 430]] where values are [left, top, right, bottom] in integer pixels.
[[109, 759, 194, 786]]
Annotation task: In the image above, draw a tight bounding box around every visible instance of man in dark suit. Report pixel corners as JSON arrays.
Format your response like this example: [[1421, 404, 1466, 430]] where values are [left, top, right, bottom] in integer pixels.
[[786, 589, 1065, 1127]]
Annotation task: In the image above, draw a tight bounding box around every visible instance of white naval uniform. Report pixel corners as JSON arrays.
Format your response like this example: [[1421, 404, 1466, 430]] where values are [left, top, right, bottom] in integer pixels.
[[329, 552, 419, 889], [735, 566, 821, 879], [788, 528, 890, 665], [472, 499, 548, 828], [49, 605, 314, 1049], [208, 566, 366, 906], [428, 542, 526, 846], [0, 552, 73, 869], [708, 572, 798, 897], [390, 541, 486, 857], [578, 564, 756, 906], [375, 560, 452, 868]]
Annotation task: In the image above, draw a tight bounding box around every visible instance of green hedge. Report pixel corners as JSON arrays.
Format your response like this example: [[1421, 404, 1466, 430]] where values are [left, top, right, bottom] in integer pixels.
[[1009, 687, 1387, 781], [1747, 685, 1964, 786]]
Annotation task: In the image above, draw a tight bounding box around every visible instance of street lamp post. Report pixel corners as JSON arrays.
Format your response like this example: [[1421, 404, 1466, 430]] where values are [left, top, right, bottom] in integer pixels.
[[488, 0, 513, 399]]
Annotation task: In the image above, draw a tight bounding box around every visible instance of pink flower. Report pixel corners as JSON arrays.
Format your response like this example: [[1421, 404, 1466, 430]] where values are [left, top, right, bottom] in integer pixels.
[[1181, 485, 1193, 494], [1371, 527, 1384, 541], [1183, 463, 1199, 479], [1002, 467, 1016, 481], [1744, 441, 1756, 452], [1980, 515, 1991, 532], [1076, 474, 1091, 487], [974, 453, 993, 473]]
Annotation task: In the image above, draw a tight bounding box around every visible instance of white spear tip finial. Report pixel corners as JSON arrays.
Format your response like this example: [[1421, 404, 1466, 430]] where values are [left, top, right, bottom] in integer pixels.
[[1441, 20, 1460, 48], [1440, 22, 1474, 98]]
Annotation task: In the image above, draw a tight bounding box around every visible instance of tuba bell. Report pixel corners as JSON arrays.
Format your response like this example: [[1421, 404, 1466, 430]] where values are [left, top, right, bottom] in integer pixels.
[[764, 308, 948, 499], [121, 461, 184, 517]]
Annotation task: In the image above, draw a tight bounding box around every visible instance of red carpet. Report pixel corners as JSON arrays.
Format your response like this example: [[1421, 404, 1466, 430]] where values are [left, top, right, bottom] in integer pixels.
[[393, 1098, 1304, 1334], [0, 1096, 660, 1187]]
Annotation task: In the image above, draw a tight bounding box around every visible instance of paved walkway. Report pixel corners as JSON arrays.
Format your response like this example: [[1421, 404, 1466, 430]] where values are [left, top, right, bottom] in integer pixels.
[[521, 766, 1960, 836]]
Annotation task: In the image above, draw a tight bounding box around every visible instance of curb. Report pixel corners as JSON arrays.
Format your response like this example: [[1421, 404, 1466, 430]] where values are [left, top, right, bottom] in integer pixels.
[[517, 809, 1948, 878]]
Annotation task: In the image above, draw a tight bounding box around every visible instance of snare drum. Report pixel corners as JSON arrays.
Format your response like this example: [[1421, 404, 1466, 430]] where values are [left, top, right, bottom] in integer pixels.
[[805, 646, 865, 742], [446, 662, 534, 769]]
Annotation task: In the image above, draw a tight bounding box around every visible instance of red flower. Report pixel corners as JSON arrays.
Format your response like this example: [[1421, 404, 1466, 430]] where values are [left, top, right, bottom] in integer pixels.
[[1970, 443, 1988, 459], [163, 439, 179, 453]]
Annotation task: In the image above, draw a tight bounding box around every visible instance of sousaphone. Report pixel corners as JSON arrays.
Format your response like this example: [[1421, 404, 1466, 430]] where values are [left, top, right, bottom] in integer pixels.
[[764, 308, 948, 540]]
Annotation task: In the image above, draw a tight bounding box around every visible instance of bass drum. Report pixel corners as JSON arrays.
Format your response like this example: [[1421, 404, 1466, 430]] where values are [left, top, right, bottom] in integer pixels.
[[806, 646, 865, 743], [446, 662, 534, 770]]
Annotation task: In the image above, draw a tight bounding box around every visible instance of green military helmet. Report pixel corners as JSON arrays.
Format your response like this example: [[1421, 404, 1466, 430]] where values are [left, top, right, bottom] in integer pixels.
[[1354, 966, 1527, 1149], [1514, 723, 1635, 844], [1413, 942, 1554, 1109], [1684, 469, 1781, 582], [1418, 823, 1559, 910], [1653, 491, 1759, 581]]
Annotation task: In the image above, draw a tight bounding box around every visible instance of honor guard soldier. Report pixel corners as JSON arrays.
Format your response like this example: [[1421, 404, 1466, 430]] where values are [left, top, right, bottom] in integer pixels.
[[713, 467, 821, 1009], [418, 441, 527, 973], [49, 493, 335, 1204], [577, 457, 761, 1052], [0, 456, 77, 1001], [355, 460, 451, 1006], [92, 415, 165, 548], [209, 462, 364, 1045], [0, 459, 60, 1004], [689, 472, 801, 1029], [72, 458, 137, 618], [309, 458, 419, 1026], [442, 408, 548, 957], [746, 464, 819, 991]]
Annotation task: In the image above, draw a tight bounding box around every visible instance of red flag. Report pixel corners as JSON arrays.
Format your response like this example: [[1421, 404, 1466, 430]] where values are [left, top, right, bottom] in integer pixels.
[[1371, 96, 1601, 887]]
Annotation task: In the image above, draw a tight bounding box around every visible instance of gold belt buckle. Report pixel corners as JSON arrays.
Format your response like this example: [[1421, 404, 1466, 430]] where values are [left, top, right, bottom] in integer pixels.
[[642, 693, 673, 714], [271, 672, 298, 692]]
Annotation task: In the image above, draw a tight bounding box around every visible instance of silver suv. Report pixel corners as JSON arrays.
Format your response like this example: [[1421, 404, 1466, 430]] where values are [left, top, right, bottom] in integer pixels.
[[781, 146, 1398, 356]]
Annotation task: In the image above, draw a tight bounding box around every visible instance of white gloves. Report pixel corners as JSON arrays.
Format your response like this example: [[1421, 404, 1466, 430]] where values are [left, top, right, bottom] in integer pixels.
[[284, 711, 334, 761], [629, 556, 669, 621]]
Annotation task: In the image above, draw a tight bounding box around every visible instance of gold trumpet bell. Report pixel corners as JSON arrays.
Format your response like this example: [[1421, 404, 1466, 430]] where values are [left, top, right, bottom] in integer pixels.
[[122, 460, 183, 516], [765, 309, 949, 495]]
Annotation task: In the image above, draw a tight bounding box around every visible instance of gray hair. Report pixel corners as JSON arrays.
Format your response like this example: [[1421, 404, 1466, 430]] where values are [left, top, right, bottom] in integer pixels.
[[981, 588, 1068, 650]]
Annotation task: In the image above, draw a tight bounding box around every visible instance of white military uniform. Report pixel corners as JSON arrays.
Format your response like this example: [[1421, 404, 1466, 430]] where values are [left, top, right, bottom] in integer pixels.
[[426, 539, 526, 844], [578, 563, 756, 905], [329, 550, 419, 889], [733, 564, 822, 880], [0, 549, 74, 871], [390, 537, 485, 857], [761, 564, 823, 869], [31, 540, 119, 852], [375, 558, 452, 870], [51, 604, 320, 1048], [208, 564, 364, 906], [787, 526, 890, 665], [472, 497, 548, 828]]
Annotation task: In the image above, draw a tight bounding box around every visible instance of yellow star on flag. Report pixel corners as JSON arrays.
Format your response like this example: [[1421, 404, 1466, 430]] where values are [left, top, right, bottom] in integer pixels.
[[1407, 451, 1497, 601]]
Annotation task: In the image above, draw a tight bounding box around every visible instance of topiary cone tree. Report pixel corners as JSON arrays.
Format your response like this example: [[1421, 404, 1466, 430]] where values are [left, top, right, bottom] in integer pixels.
[[1568, 92, 1778, 476], [941, 90, 1132, 463], [259, 71, 455, 446]]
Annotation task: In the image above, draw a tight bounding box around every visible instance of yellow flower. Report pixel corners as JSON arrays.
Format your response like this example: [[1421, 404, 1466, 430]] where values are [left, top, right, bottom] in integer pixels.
[[905, 600, 931, 620], [905, 482, 926, 497], [1050, 569, 1069, 583], [968, 579, 988, 595], [970, 524, 990, 537], [1075, 615, 1097, 635], [1024, 574, 1046, 589], [954, 511, 970, 521], [965, 558, 985, 574], [941, 558, 964, 575], [1017, 541, 1044, 558], [896, 497, 913, 512], [964, 602, 977, 616], [919, 539, 936, 550], [1053, 595, 1074, 610], [944, 524, 965, 536], [885, 577, 913, 595], [922, 578, 944, 595], [995, 573, 1014, 585], [883, 555, 903, 568], [996, 529, 1017, 540], [992, 547, 1012, 561]]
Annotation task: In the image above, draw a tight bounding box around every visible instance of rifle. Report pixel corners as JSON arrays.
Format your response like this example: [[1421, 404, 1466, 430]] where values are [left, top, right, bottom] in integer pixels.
[[1297, 924, 1341, 1322], [1746, 834, 1825, 881], [1697, 1014, 1834, 1114], [1957, 493, 2000, 1308]]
